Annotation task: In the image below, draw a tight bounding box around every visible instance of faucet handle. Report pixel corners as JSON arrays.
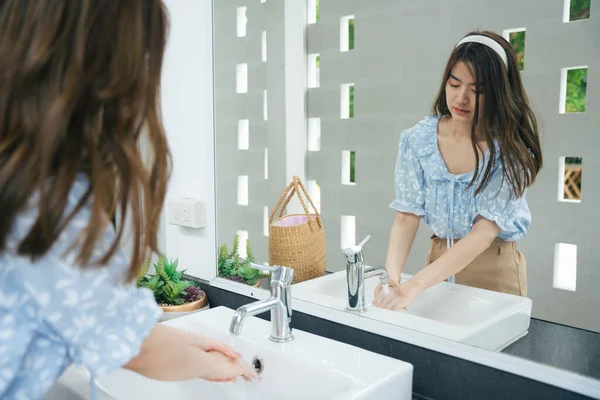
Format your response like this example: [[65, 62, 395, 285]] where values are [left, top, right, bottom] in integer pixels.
[[342, 234, 371, 258], [357, 235, 372, 249], [249, 263, 294, 285]]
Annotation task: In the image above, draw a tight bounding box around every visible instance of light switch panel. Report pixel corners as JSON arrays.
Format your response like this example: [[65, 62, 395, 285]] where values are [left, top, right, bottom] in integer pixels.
[[168, 198, 206, 228]]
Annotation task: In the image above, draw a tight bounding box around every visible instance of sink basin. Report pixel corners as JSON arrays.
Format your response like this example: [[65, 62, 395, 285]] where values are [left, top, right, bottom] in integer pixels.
[[56, 306, 413, 400], [292, 270, 532, 351]]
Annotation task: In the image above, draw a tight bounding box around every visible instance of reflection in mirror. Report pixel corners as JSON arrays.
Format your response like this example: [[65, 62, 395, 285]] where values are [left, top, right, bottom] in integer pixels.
[[213, 0, 598, 383]]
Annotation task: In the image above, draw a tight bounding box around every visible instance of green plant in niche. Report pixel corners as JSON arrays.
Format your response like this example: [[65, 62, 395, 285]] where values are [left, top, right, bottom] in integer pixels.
[[508, 30, 525, 71], [137, 256, 204, 305], [569, 0, 590, 21], [566, 68, 587, 113], [348, 18, 355, 50], [217, 234, 269, 285], [349, 84, 355, 118], [350, 151, 356, 183]]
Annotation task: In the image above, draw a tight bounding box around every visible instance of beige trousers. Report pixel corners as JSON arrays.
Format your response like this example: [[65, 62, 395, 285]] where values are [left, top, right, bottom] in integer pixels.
[[425, 234, 528, 297]]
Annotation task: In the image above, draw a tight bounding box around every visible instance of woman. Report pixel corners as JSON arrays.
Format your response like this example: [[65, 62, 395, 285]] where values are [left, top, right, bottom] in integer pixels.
[[0, 1, 256, 398], [373, 31, 543, 311]]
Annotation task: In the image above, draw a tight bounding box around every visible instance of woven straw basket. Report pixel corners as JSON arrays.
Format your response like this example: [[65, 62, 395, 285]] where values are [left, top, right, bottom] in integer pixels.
[[268, 176, 326, 284]]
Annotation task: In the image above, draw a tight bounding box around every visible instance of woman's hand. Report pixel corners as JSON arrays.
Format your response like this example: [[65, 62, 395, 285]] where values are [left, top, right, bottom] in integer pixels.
[[181, 331, 258, 382], [182, 331, 241, 360], [200, 351, 258, 383], [372, 279, 424, 311], [125, 324, 258, 383], [373, 279, 398, 298]]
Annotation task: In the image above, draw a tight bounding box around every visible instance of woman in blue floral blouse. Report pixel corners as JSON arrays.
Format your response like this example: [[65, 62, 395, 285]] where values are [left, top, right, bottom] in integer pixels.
[[0, 1, 256, 399], [374, 31, 543, 311]]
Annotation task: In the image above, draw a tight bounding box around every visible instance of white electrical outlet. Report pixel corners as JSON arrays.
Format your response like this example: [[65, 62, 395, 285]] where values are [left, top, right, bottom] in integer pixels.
[[168, 198, 206, 228]]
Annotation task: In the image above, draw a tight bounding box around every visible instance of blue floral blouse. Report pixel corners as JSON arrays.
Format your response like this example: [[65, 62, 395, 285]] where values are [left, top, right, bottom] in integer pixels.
[[390, 115, 531, 245], [0, 176, 162, 399]]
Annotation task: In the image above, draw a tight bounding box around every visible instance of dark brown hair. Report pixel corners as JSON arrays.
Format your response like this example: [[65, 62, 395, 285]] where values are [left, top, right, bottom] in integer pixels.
[[432, 30, 543, 198], [0, 1, 171, 281]]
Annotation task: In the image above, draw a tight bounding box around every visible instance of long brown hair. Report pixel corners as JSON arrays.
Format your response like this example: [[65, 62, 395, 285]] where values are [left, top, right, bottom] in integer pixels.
[[0, 1, 171, 281], [432, 30, 543, 198]]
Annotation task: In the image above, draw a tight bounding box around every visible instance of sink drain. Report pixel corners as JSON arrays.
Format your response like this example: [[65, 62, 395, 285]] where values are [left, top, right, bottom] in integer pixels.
[[251, 355, 264, 374]]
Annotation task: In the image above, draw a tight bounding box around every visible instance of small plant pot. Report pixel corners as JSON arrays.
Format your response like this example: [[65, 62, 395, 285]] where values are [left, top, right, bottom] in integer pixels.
[[159, 293, 209, 322]]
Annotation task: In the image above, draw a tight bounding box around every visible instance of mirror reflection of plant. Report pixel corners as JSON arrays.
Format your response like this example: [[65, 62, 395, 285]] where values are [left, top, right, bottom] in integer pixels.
[[137, 256, 204, 306], [218, 235, 270, 285]]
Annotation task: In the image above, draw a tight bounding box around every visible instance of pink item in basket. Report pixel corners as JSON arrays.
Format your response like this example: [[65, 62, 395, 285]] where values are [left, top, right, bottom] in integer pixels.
[[273, 215, 311, 227]]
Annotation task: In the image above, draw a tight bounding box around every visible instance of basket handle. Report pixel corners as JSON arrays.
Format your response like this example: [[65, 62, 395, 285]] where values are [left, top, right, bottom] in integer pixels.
[[269, 181, 295, 223], [280, 177, 318, 220], [269, 176, 322, 228]]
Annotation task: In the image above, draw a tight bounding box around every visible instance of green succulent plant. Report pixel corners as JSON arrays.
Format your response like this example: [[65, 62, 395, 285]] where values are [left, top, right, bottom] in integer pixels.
[[217, 235, 270, 285], [137, 256, 204, 306]]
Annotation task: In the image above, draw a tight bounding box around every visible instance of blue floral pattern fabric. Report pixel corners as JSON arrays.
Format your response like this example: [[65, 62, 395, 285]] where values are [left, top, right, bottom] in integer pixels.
[[0, 176, 162, 399], [390, 115, 531, 242]]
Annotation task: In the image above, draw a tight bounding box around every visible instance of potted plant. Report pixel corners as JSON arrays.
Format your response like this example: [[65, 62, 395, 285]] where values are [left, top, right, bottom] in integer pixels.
[[137, 256, 208, 322], [217, 235, 269, 287]]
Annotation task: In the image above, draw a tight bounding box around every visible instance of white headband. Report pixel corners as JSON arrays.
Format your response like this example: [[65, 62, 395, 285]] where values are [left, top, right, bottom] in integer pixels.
[[455, 35, 508, 70]]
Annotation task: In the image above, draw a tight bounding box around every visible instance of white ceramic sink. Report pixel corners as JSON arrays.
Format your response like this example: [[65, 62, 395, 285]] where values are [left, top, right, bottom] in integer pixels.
[[55, 306, 413, 400], [293, 270, 532, 351]]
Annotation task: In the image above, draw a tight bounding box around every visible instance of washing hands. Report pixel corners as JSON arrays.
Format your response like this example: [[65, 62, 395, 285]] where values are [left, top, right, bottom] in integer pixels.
[[124, 324, 259, 383], [372, 279, 425, 311], [180, 330, 258, 383], [202, 350, 258, 383]]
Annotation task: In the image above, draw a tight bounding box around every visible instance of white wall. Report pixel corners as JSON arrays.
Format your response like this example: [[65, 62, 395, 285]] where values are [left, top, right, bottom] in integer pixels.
[[160, 0, 216, 280]]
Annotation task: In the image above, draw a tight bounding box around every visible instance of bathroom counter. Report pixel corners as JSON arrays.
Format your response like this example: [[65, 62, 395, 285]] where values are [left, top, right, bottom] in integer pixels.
[[503, 318, 600, 380], [193, 278, 594, 399]]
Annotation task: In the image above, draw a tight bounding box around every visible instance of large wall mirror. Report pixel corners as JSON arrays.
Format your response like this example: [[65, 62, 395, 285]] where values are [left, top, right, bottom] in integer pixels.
[[212, 0, 598, 391]]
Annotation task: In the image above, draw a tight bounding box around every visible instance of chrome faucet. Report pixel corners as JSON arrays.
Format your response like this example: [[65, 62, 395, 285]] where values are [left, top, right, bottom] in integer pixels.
[[343, 235, 388, 313], [229, 263, 294, 342]]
